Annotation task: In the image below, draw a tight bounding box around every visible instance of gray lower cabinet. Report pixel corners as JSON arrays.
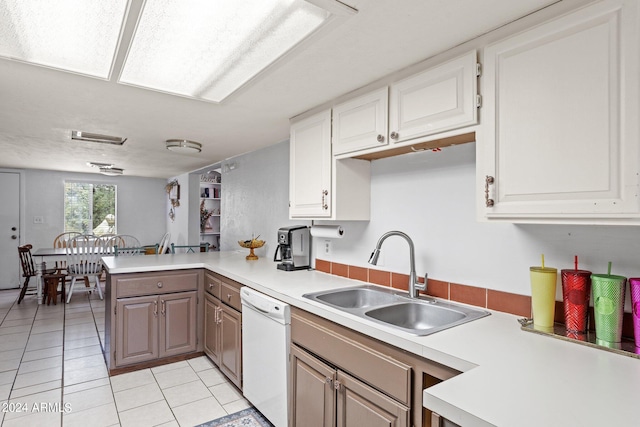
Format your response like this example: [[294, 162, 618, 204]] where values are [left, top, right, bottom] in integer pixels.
[[203, 271, 242, 389], [291, 344, 409, 427], [291, 307, 460, 427], [116, 291, 197, 366], [105, 269, 202, 372]]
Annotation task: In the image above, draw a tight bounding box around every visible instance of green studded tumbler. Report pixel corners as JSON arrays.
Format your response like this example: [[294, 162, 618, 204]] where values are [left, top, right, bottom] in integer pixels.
[[591, 273, 626, 343]]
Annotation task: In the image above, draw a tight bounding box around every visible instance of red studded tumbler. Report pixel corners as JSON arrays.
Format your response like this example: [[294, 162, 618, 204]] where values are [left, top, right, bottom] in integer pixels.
[[561, 269, 591, 334]]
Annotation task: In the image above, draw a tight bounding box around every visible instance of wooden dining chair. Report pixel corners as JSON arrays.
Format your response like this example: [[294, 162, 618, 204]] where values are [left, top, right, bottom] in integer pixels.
[[107, 235, 144, 256], [17, 244, 64, 304], [65, 235, 104, 303], [170, 243, 210, 253], [52, 231, 81, 273]]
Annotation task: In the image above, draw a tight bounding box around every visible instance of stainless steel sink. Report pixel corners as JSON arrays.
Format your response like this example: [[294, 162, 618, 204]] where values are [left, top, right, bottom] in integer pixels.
[[303, 285, 489, 336], [314, 287, 400, 309]]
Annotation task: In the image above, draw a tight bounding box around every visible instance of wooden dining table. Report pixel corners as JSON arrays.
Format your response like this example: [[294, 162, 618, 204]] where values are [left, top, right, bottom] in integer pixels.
[[32, 247, 108, 305]]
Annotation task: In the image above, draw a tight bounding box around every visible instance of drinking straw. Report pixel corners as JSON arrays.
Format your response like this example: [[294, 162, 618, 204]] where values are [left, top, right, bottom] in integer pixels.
[[574, 255, 578, 270], [608, 261, 612, 276], [541, 254, 545, 269]]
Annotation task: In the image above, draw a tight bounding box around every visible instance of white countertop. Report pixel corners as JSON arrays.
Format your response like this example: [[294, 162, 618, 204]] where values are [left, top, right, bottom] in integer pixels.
[[103, 252, 640, 427]]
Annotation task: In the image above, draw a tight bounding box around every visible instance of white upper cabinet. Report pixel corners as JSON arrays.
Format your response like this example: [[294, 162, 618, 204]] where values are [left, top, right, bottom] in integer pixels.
[[480, 0, 639, 221], [289, 109, 371, 220], [332, 88, 389, 156], [389, 50, 478, 145], [290, 110, 333, 218]]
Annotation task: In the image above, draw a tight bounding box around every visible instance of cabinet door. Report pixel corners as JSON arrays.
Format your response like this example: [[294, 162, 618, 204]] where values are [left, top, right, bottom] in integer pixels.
[[159, 291, 197, 358], [116, 295, 158, 366], [290, 109, 332, 218], [389, 50, 477, 144], [219, 304, 242, 389], [203, 293, 220, 364], [336, 370, 409, 427], [333, 87, 389, 155], [482, 0, 639, 219], [290, 345, 335, 427]]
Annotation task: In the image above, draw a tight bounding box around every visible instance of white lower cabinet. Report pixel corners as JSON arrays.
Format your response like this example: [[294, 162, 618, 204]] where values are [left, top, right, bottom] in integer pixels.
[[480, 0, 640, 222]]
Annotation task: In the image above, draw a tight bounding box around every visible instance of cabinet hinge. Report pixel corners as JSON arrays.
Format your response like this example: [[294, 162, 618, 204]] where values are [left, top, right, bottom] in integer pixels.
[[476, 62, 482, 77], [476, 94, 482, 108]]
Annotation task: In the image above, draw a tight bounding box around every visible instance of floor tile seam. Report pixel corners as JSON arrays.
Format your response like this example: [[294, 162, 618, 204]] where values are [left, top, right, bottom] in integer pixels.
[[163, 393, 218, 422], [158, 379, 215, 409], [61, 400, 116, 421], [3, 301, 40, 402], [114, 392, 166, 414]]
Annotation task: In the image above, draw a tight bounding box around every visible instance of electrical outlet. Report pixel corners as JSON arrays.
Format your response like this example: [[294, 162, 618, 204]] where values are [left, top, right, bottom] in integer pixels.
[[33, 216, 44, 224], [324, 240, 332, 255]]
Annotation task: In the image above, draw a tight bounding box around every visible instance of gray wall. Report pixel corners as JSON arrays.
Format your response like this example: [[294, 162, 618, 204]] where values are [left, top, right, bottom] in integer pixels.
[[220, 141, 306, 259], [24, 169, 166, 249]]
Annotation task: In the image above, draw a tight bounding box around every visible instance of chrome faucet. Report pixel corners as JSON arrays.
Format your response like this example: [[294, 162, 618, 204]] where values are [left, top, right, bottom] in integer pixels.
[[368, 230, 427, 298]]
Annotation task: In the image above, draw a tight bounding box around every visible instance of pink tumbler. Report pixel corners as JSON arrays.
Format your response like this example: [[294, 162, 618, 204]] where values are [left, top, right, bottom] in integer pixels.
[[629, 278, 640, 347]]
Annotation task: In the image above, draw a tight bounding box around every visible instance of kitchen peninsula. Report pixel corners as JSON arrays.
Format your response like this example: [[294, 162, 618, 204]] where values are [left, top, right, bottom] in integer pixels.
[[103, 252, 640, 427]]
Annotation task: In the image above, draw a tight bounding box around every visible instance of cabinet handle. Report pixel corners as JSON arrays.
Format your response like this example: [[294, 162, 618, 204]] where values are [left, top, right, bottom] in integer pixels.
[[157, 281, 163, 288], [161, 300, 165, 316], [227, 294, 232, 302], [390, 131, 399, 140], [334, 380, 343, 391], [325, 377, 333, 386], [376, 134, 385, 143], [215, 307, 221, 324], [485, 175, 495, 207], [208, 283, 214, 289], [321, 189, 328, 210], [153, 301, 158, 317]]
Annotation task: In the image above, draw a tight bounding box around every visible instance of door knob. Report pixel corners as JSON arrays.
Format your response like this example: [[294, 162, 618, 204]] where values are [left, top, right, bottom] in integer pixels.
[[11, 235, 17, 240], [11, 227, 17, 231]]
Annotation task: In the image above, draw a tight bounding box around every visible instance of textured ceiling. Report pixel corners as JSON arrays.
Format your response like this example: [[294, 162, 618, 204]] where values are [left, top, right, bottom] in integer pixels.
[[0, 0, 559, 178]]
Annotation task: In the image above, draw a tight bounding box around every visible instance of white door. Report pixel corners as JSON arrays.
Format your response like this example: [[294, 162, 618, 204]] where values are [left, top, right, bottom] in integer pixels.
[[0, 172, 20, 289]]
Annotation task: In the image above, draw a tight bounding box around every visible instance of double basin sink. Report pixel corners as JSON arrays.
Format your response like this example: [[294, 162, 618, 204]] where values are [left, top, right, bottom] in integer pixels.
[[303, 285, 489, 336]]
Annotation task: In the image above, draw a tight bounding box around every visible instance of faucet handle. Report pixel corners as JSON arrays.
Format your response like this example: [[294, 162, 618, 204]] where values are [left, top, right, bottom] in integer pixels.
[[415, 273, 427, 291]]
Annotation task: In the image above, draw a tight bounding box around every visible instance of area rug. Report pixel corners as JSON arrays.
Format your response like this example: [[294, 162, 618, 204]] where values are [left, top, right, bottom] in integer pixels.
[[195, 407, 274, 427]]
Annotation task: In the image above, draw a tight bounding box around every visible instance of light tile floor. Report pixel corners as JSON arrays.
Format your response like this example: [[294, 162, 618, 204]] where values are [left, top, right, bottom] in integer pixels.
[[0, 288, 250, 427]]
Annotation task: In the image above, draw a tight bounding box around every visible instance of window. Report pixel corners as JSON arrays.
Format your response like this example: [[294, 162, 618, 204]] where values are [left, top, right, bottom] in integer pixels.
[[64, 182, 117, 236]]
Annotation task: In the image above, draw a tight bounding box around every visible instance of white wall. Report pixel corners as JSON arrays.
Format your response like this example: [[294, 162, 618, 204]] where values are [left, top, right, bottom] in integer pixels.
[[322, 142, 640, 299], [222, 140, 640, 301], [24, 169, 167, 249], [220, 141, 308, 258]]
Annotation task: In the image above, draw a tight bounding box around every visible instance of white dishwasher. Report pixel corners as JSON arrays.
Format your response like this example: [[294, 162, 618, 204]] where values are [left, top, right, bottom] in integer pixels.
[[241, 287, 290, 427]]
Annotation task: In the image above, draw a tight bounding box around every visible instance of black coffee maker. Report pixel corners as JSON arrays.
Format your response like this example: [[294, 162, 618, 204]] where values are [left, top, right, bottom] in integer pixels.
[[274, 226, 310, 271]]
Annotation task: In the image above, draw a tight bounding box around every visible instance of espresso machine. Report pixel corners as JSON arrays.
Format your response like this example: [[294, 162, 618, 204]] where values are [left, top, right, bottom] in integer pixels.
[[274, 226, 310, 271]]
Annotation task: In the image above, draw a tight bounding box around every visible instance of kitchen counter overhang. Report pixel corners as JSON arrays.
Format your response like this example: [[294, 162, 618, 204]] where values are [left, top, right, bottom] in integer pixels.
[[103, 252, 640, 427]]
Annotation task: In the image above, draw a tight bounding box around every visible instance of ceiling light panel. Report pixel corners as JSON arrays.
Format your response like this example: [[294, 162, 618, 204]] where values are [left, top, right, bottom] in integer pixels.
[[0, 0, 129, 78], [119, 0, 330, 103]]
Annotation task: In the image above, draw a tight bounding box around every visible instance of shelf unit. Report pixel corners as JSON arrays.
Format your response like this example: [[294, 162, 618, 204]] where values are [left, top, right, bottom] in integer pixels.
[[200, 170, 221, 251]]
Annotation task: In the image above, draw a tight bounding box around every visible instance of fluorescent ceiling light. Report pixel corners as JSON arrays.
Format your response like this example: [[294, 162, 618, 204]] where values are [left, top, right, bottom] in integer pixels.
[[119, 0, 332, 102], [0, 0, 129, 79], [166, 139, 202, 154], [72, 131, 127, 145], [99, 166, 124, 176]]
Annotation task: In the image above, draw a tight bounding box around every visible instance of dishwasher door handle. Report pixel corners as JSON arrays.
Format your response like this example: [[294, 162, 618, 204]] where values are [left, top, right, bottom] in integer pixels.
[[244, 300, 271, 314]]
